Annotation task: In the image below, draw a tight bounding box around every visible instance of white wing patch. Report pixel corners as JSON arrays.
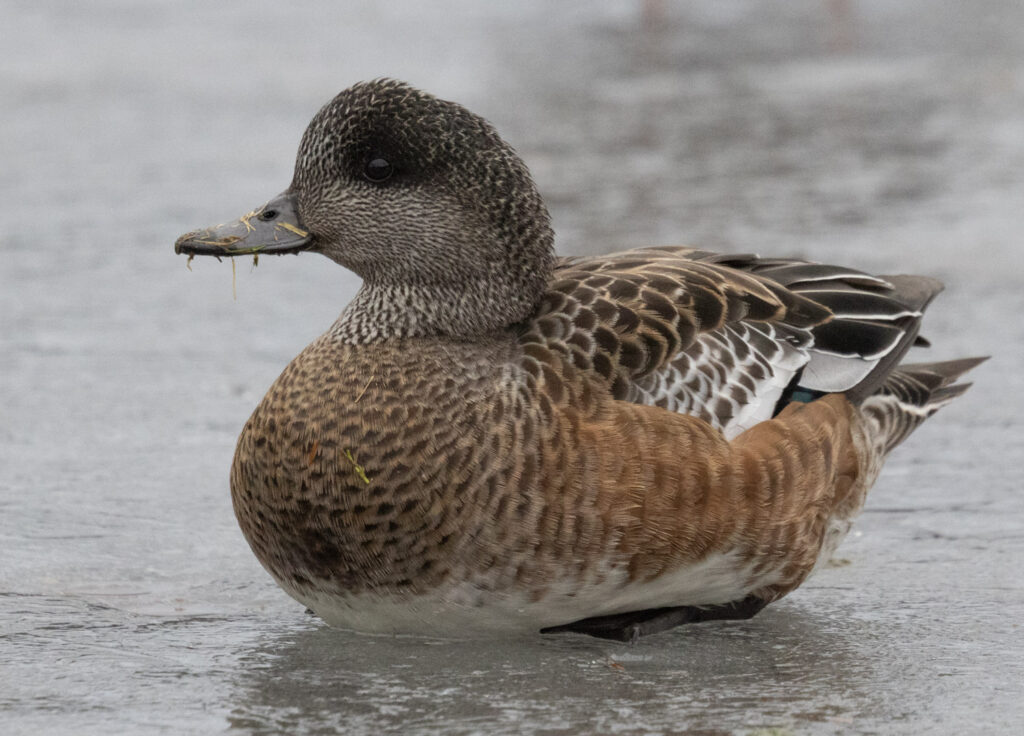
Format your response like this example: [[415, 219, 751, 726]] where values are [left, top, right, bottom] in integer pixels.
[[629, 322, 812, 439]]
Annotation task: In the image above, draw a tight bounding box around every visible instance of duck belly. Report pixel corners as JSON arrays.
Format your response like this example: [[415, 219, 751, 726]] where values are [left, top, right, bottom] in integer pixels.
[[276, 550, 782, 637]]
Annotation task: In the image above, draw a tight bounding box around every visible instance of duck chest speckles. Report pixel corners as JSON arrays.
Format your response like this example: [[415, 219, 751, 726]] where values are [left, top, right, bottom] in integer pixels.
[[229, 333, 565, 604]]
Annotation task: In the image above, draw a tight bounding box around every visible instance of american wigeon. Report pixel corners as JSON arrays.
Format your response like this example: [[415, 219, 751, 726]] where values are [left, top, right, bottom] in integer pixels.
[[175, 79, 984, 641]]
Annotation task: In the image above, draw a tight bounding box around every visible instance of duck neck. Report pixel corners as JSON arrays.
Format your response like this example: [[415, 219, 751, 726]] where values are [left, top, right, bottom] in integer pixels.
[[329, 169, 557, 344], [331, 256, 554, 344]]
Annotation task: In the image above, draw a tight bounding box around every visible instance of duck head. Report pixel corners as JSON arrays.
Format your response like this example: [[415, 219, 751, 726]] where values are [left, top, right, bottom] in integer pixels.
[[175, 79, 555, 341]]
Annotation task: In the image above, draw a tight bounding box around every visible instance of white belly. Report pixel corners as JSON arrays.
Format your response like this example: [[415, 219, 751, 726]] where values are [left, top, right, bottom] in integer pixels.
[[282, 551, 784, 637]]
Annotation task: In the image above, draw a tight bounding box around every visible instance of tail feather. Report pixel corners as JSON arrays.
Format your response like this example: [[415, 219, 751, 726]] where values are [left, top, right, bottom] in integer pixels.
[[801, 274, 944, 403], [726, 256, 947, 402], [689, 253, 981, 448], [861, 357, 988, 453]]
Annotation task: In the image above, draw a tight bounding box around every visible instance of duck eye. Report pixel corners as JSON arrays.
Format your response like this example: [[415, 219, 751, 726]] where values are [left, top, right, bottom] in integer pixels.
[[364, 157, 393, 183]]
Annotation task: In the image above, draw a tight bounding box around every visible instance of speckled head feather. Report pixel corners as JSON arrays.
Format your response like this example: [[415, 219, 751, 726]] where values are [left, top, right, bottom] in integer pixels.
[[291, 79, 555, 342]]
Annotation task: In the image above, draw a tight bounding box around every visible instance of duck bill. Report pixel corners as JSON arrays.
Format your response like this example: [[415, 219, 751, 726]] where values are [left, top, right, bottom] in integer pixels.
[[174, 191, 312, 258]]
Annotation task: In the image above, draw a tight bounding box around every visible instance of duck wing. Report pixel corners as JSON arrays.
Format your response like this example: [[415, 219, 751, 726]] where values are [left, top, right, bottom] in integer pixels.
[[522, 246, 939, 438]]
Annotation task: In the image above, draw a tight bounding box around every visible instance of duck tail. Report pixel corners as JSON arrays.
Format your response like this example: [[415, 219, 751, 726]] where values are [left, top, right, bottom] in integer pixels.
[[858, 357, 988, 454], [724, 259, 948, 405]]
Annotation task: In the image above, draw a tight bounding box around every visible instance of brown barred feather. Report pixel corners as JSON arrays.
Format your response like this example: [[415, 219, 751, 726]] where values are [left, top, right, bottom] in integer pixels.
[[231, 335, 870, 613], [527, 247, 831, 403]]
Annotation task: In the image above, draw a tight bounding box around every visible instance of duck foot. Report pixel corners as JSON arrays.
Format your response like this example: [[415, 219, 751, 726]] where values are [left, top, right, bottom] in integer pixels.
[[540, 595, 768, 642]]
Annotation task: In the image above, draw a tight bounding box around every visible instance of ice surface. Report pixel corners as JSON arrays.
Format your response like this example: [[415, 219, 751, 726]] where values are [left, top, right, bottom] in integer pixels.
[[2, 1, 1022, 734]]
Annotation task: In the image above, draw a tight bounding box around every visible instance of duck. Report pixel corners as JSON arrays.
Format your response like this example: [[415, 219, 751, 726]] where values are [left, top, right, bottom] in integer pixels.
[[175, 78, 985, 641]]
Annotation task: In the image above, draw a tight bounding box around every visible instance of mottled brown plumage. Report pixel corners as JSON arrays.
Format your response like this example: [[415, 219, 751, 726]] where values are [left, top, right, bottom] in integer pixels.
[[176, 79, 984, 639]]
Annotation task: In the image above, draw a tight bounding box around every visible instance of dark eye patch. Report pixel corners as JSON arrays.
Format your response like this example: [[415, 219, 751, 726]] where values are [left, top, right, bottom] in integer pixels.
[[341, 121, 437, 186]]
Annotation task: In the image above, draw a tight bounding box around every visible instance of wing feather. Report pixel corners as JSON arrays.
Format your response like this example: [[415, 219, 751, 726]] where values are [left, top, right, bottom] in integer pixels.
[[520, 246, 940, 433]]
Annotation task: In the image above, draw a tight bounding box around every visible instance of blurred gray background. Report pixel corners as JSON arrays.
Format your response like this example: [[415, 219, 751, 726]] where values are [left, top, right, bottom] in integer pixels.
[[2, 1, 1022, 734]]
